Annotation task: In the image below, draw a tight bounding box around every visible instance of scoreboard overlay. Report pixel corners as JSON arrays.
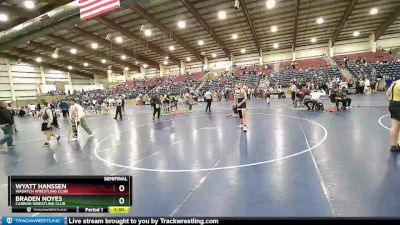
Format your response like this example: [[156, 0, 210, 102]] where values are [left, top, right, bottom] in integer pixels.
[[8, 176, 132, 213]]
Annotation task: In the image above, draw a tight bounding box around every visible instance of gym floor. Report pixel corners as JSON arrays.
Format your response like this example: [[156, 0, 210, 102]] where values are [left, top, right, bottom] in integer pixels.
[[0, 93, 397, 217]]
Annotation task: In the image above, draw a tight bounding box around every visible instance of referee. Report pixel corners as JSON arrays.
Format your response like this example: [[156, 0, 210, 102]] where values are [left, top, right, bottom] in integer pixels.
[[114, 96, 123, 120], [204, 90, 212, 112]]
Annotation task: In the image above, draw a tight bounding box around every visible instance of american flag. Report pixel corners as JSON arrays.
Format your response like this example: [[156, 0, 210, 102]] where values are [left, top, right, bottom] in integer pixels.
[[79, 0, 120, 21]]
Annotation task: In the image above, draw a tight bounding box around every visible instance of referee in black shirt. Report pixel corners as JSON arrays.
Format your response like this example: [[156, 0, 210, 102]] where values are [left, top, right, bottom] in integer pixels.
[[0, 101, 15, 148]]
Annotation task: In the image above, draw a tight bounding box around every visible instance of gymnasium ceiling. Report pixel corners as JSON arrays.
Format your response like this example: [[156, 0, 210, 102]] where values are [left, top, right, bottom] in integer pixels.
[[0, 0, 399, 78]]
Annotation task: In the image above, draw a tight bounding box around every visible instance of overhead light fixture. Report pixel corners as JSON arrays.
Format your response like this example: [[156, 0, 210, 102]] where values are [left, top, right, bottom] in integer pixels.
[[186, 57, 191, 62], [273, 43, 279, 49], [0, 14, 8, 22], [83, 62, 89, 67], [124, 67, 129, 71], [51, 53, 58, 58], [70, 48, 77, 54], [105, 33, 112, 40], [24, 0, 35, 9], [212, 53, 217, 58], [67, 66, 73, 70], [144, 29, 152, 37], [218, 11, 226, 20], [198, 40, 204, 45], [169, 45, 175, 51], [311, 37, 317, 43], [177, 20, 186, 29], [353, 31, 360, 37], [164, 56, 169, 60], [370, 8, 378, 15], [232, 33, 238, 39], [240, 48, 246, 54], [101, 59, 106, 64], [271, 25, 278, 33], [163, 60, 168, 65], [135, 61, 139, 65], [266, 0, 276, 9], [121, 54, 127, 60], [317, 17, 324, 24], [91, 43, 98, 49], [35, 57, 42, 63], [115, 36, 123, 43], [143, 64, 148, 68]]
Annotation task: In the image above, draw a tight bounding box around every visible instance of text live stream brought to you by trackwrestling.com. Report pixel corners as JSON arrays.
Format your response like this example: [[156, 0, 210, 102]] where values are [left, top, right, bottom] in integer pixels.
[[1, 217, 222, 225]]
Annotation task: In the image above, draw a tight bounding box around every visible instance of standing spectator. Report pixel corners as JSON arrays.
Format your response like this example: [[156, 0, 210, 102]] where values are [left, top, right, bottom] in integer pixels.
[[0, 101, 15, 149], [59, 100, 69, 118]]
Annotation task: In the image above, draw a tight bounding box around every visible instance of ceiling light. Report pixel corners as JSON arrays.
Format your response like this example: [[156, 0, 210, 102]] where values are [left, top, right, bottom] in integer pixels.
[[143, 64, 148, 68], [91, 43, 98, 49], [218, 11, 226, 20], [169, 45, 175, 51], [24, 1, 35, 9], [68, 66, 73, 70], [353, 31, 360, 37], [266, 0, 276, 9], [273, 43, 279, 49], [370, 8, 378, 15], [124, 67, 129, 71], [144, 29, 152, 37], [186, 57, 191, 62], [240, 48, 246, 54], [177, 20, 186, 29], [115, 36, 123, 43], [51, 53, 58, 58], [317, 17, 324, 24], [70, 48, 77, 54], [271, 25, 278, 33], [198, 40, 204, 45], [83, 62, 89, 67], [311, 37, 317, 43], [121, 54, 127, 60], [212, 53, 217, 58], [165, 56, 169, 59], [0, 14, 8, 22], [35, 57, 42, 63], [232, 33, 238, 39], [163, 61, 168, 65], [135, 61, 139, 65], [101, 59, 106, 64]]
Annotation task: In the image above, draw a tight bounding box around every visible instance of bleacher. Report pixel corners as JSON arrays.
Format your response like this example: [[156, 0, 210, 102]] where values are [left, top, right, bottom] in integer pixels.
[[336, 51, 400, 79], [270, 65, 343, 87], [200, 72, 262, 92]]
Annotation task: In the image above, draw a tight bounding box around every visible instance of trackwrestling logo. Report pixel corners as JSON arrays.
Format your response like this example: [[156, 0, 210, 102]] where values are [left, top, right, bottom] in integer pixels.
[[6, 217, 12, 224]]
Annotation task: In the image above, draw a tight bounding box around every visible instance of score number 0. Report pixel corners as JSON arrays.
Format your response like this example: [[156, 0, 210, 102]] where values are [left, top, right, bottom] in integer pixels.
[[118, 185, 125, 205]]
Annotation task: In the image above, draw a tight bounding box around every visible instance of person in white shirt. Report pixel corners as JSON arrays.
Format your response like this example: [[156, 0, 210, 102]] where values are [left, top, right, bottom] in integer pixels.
[[114, 96, 123, 120], [365, 78, 371, 94], [68, 98, 92, 141], [290, 83, 297, 104], [204, 90, 213, 112], [304, 90, 326, 110]]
